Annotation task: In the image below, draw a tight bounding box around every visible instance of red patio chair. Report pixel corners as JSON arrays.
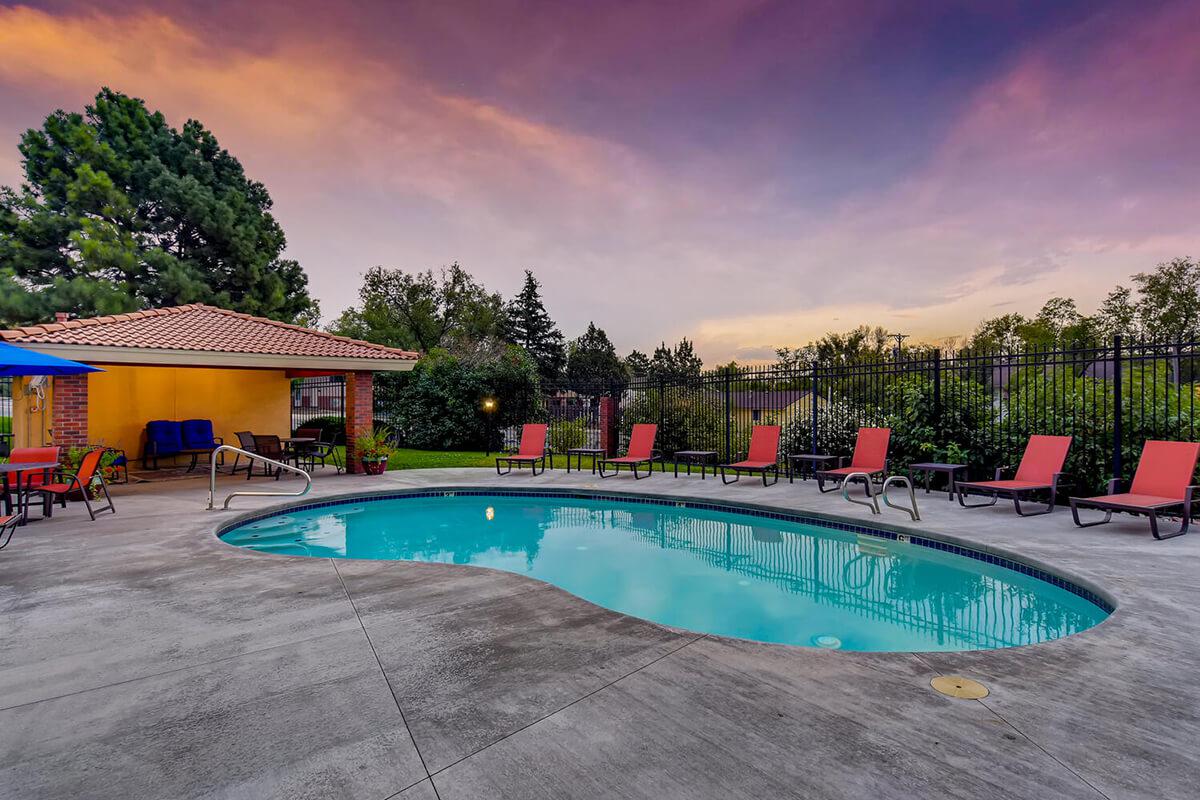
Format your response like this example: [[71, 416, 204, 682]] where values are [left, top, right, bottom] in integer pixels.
[[1070, 440, 1200, 540], [955, 434, 1072, 516], [26, 447, 116, 521], [719, 425, 781, 486], [599, 424, 660, 479], [0, 514, 17, 549], [815, 428, 891, 493], [496, 424, 551, 475], [4, 447, 60, 517]]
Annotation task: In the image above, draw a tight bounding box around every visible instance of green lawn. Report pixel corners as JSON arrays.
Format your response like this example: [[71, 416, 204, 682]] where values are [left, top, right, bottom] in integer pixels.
[[336, 447, 692, 473], [334, 447, 495, 470]]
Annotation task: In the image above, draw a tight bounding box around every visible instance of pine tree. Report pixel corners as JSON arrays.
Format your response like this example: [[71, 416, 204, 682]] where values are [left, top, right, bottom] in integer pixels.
[[565, 322, 626, 389], [504, 270, 566, 383]]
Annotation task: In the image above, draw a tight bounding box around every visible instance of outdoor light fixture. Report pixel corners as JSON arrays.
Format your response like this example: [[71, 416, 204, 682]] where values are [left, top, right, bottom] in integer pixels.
[[481, 397, 499, 456]]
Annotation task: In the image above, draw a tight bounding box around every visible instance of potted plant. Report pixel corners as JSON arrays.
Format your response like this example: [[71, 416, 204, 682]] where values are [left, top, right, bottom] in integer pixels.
[[355, 427, 394, 475]]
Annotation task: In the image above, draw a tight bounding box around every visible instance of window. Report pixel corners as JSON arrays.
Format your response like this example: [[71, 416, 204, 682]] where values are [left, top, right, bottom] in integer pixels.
[[751, 409, 762, 422]]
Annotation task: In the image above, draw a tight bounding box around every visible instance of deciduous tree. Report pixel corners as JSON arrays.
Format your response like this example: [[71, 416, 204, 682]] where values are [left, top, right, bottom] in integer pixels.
[[331, 263, 503, 352]]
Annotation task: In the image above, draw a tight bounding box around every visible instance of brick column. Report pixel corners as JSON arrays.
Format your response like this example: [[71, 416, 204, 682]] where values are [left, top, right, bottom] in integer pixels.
[[52, 373, 90, 450], [598, 395, 619, 456], [344, 371, 374, 473]]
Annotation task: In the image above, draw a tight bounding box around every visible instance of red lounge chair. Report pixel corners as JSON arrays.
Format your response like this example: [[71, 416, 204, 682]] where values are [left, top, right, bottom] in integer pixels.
[[496, 424, 551, 475], [719, 425, 781, 486], [26, 447, 116, 521], [1070, 440, 1200, 540], [816, 428, 891, 493], [599, 424, 660, 479], [955, 434, 1072, 516]]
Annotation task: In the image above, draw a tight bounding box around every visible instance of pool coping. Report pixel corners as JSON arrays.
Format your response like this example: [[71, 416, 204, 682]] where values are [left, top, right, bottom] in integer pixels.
[[214, 484, 1118, 615]]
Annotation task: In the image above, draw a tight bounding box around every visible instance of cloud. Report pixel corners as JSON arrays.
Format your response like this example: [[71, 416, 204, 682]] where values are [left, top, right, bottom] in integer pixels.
[[0, 2, 1195, 365]]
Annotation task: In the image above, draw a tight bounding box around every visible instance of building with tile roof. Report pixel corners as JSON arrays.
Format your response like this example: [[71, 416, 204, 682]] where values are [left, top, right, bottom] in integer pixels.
[[3, 305, 418, 472]]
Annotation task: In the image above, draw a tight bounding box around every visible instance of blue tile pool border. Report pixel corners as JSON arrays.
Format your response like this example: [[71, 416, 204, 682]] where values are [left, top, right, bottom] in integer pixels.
[[217, 487, 1115, 614]]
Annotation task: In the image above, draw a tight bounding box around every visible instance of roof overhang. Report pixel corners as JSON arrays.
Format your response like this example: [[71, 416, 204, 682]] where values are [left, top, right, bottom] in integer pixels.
[[10, 342, 416, 372]]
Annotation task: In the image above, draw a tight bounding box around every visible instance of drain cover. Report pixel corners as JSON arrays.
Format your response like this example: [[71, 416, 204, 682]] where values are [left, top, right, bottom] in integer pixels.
[[930, 675, 989, 699]]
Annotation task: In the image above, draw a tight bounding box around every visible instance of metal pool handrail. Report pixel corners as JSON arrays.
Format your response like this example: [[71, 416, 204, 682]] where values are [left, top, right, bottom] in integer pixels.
[[207, 445, 311, 511]]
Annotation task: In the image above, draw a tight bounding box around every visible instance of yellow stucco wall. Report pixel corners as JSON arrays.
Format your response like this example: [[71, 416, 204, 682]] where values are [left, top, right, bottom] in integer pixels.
[[11, 375, 54, 449], [84, 365, 291, 463]]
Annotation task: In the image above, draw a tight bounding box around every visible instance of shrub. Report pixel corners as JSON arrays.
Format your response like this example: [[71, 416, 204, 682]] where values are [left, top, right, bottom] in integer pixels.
[[620, 389, 724, 457], [549, 418, 587, 453], [293, 415, 345, 443], [383, 346, 540, 450]]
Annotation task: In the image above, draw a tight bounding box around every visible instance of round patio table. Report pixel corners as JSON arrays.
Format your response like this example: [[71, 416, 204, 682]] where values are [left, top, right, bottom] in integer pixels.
[[0, 461, 62, 521]]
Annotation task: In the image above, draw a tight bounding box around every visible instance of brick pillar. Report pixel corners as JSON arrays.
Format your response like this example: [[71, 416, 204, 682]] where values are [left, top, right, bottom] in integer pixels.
[[344, 371, 374, 474], [599, 395, 619, 456], [52, 373, 89, 450]]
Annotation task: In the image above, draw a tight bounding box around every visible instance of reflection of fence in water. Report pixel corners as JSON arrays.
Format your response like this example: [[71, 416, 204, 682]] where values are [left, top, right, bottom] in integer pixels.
[[548, 505, 1091, 649]]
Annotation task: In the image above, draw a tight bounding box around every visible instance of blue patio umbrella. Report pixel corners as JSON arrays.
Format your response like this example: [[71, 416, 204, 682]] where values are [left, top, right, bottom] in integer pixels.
[[0, 341, 103, 376]]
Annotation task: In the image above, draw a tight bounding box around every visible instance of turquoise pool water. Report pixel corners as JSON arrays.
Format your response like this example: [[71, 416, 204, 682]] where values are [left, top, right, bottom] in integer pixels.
[[220, 493, 1110, 652]]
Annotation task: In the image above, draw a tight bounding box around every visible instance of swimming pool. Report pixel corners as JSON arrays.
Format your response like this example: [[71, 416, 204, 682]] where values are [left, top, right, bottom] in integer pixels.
[[220, 491, 1111, 652]]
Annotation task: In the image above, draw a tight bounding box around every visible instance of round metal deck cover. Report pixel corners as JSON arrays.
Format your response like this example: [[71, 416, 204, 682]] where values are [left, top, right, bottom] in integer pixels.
[[930, 675, 989, 699]]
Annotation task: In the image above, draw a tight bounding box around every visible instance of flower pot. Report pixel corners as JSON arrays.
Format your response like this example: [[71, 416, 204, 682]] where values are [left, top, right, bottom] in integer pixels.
[[361, 456, 388, 475]]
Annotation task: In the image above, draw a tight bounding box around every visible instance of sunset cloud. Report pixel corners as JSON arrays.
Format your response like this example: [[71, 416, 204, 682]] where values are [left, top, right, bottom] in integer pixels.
[[0, 1, 1195, 363]]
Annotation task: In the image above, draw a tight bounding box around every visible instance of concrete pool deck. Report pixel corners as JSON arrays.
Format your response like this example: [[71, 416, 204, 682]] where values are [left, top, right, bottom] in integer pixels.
[[2, 467, 1198, 799]]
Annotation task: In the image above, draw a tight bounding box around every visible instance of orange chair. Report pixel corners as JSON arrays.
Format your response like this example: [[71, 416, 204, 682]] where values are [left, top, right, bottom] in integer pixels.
[[496, 424, 551, 475], [0, 514, 17, 549], [815, 427, 891, 493], [1070, 440, 1200, 540], [26, 447, 116, 521], [719, 425, 782, 486], [955, 435, 1072, 516], [599, 424, 660, 479]]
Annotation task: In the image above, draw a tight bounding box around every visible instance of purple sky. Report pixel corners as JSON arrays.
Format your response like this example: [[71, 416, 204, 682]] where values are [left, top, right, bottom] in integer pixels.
[[0, 1, 1197, 362]]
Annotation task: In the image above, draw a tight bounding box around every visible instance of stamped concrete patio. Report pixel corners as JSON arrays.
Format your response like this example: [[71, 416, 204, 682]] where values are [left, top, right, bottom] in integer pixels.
[[2, 466, 1197, 800]]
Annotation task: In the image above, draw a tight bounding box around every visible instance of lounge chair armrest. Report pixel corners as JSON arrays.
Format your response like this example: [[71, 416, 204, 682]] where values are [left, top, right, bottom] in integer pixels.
[[993, 465, 1013, 480], [1105, 477, 1123, 495]]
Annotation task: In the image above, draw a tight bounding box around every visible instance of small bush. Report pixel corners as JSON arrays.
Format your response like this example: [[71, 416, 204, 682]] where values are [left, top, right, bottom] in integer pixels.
[[549, 418, 587, 453], [293, 415, 345, 443]]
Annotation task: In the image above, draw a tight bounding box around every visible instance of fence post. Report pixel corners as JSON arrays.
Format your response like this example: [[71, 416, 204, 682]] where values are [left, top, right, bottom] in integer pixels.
[[1112, 334, 1123, 481], [932, 349, 942, 432], [810, 362, 819, 454], [723, 371, 732, 461]]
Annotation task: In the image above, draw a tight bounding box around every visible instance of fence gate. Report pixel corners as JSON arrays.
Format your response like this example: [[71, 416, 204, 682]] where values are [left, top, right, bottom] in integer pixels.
[[291, 376, 345, 436]]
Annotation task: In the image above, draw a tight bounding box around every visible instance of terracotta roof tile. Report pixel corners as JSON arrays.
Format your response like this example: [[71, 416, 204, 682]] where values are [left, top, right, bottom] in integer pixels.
[[0, 304, 419, 361]]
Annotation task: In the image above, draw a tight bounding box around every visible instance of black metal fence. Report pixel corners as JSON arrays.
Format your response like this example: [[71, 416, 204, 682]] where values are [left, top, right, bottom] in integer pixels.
[[291, 375, 345, 439], [0, 376, 12, 457], [508, 336, 1198, 493], [301, 336, 1199, 493]]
